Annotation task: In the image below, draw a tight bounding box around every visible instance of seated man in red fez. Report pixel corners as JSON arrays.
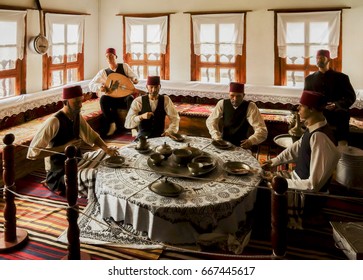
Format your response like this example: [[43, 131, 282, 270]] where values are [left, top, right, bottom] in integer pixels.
[[262, 90, 340, 191], [304, 49, 356, 146], [27, 85, 119, 196], [89, 47, 139, 136], [125, 76, 180, 139], [262, 90, 341, 228], [206, 82, 267, 149]]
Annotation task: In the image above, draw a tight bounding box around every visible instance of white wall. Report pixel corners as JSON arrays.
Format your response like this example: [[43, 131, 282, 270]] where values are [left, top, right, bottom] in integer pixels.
[[3, 0, 363, 93], [99, 0, 363, 89], [1, 0, 99, 93]]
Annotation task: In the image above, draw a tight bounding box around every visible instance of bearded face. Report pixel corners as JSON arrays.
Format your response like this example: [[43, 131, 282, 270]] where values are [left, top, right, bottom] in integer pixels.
[[316, 55, 329, 69]]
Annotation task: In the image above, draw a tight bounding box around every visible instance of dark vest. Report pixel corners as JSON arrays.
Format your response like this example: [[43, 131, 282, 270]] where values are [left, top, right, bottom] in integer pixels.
[[46, 111, 80, 192], [294, 124, 335, 191], [222, 100, 251, 146], [105, 63, 126, 76], [138, 95, 166, 138]]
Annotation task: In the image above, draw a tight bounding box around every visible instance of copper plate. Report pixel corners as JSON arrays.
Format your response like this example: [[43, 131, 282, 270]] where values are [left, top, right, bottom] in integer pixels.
[[102, 156, 125, 168], [169, 133, 186, 142], [211, 140, 233, 150], [223, 161, 251, 175]]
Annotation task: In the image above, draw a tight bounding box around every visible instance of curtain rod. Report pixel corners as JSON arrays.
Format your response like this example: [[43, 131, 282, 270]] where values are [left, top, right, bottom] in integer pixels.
[[0, 5, 36, 11], [43, 9, 90, 15], [116, 13, 175, 17], [184, 10, 252, 15], [268, 7, 351, 12]]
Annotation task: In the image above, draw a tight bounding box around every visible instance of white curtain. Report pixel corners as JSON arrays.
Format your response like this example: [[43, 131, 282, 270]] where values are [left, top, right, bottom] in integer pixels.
[[125, 16, 168, 54], [277, 11, 341, 59], [45, 13, 85, 55], [0, 10, 27, 60], [192, 13, 244, 56]]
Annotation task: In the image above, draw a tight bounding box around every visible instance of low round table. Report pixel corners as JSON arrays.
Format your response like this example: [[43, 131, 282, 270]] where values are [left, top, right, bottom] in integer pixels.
[[95, 136, 262, 244]]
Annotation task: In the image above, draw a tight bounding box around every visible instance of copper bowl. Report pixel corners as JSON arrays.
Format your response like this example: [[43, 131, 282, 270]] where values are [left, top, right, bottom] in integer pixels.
[[192, 155, 216, 169], [149, 153, 165, 166], [172, 148, 193, 165]]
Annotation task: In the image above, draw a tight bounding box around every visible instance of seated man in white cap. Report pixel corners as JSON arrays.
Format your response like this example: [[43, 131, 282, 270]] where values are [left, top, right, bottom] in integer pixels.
[[125, 76, 180, 140], [89, 47, 139, 136], [206, 82, 267, 149], [27, 85, 119, 197]]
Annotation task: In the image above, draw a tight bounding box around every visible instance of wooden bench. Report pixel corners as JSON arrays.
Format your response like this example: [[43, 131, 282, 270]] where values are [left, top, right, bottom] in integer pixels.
[[167, 102, 293, 141]]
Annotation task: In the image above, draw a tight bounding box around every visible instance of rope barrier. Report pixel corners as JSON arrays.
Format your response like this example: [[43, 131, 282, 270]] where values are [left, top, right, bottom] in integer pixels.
[[11, 142, 363, 201]]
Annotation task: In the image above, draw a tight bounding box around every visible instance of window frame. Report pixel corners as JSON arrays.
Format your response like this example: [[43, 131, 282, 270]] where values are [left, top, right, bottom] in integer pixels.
[[274, 9, 343, 86], [122, 14, 170, 80], [190, 12, 246, 84], [42, 13, 85, 90], [0, 9, 27, 97]]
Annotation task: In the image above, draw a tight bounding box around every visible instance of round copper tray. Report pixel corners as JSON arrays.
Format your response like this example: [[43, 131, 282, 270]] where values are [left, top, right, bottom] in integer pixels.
[[147, 152, 217, 177], [273, 134, 294, 149]]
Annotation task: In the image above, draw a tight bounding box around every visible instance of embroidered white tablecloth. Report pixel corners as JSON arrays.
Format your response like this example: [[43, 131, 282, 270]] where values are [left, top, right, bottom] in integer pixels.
[[95, 136, 262, 244]]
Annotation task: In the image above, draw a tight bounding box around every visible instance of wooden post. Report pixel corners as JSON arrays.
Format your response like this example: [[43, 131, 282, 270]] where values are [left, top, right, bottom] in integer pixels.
[[271, 176, 288, 258], [0, 133, 28, 251], [62, 145, 90, 260]]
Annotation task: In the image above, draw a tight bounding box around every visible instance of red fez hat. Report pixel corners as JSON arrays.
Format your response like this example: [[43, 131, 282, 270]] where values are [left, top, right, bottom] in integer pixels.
[[300, 90, 326, 111], [147, 76, 160, 86], [105, 48, 117, 57], [316, 49, 330, 59], [63, 85, 83, 100], [229, 82, 244, 93]]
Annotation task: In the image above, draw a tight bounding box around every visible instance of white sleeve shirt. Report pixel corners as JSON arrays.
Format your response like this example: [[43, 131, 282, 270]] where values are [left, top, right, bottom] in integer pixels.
[[206, 100, 268, 145]]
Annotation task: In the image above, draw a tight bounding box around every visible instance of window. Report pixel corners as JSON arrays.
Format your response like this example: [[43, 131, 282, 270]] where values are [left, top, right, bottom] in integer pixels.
[[43, 13, 85, 89], [191, 13, 246, 84], [0, 10, 26, 98], [274, 10, 342, 87], [123, 15, 169, 80]]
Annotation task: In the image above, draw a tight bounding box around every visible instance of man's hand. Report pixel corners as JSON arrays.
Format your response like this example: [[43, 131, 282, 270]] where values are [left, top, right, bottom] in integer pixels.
[[105, 146, 119, 156], [240, 139, 252, 149], [100, 84, 107, 93], [261, 159, 272, 170], [139, 112, 154, 120]]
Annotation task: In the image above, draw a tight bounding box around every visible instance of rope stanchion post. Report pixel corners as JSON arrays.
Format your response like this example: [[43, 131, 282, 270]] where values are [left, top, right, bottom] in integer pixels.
[[0, 133, 28, 251], [62, 145, 90, 260], [271, 176, 288, 258]]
